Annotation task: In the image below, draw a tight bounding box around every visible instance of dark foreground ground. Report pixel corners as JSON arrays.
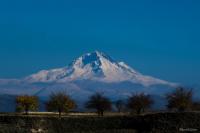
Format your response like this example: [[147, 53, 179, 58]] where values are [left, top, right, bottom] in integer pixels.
[[0, 112, 199, 133]]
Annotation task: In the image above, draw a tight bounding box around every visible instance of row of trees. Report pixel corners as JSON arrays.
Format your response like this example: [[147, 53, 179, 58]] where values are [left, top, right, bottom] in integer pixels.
[[15, 87, 200, 117]]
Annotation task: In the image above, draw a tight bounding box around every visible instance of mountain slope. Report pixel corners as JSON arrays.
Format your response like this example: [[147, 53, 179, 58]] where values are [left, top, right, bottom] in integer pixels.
[[25, 51, 175, 87]]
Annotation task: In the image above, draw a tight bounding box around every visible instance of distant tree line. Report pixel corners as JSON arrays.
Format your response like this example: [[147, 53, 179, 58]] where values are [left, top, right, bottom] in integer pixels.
[[14, 87, 200, 117]]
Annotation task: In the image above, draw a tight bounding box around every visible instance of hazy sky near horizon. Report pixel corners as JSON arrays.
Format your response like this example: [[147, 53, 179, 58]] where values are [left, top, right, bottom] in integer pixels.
[[0, 0, 200, 86]]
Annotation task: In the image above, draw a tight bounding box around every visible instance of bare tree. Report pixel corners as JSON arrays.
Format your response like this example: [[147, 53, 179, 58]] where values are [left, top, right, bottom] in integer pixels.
[[85, 93, 112, 116], [46, 92, 76, 118], [166, 87, 193, 112], [127, 93, 153, 114]]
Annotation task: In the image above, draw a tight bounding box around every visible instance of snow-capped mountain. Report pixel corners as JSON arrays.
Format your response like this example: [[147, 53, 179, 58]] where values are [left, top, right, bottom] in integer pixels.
[[25, 51, 175, 87]]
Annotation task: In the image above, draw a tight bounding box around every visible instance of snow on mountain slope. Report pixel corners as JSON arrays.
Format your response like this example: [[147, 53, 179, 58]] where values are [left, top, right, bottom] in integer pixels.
[[25, 51, 175, 87]]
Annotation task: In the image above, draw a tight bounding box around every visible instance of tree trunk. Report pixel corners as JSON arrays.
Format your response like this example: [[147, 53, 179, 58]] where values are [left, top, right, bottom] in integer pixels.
[[137, 108, 142, 115], [59, 112, 61, 118], [58, 109, 62, 118], [97, 111, 100, 116], [100, 111, 104, 116], [118, 108, 121, 113], [25, 106, 29, 115]]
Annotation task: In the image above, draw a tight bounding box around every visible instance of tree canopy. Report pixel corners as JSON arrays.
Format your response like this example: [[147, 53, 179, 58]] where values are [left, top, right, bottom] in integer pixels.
[[16, 95, 39, 115], [127, 93, 153, 114], [46, 92, 76, 117], [86, 93, 112, 116], [166, 87, 193, 112]]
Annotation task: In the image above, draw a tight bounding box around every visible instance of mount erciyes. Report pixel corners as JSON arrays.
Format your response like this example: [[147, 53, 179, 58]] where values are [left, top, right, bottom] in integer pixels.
[[25, 51, 175, 86], [0, 51, 177, 111]]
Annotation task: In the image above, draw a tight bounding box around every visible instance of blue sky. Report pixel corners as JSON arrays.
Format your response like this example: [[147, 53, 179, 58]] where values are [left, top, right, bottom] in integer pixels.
[[0, 0, 200, 86]]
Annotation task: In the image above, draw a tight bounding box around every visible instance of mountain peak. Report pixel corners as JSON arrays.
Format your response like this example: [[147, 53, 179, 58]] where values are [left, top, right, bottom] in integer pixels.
[[69, 51, 115, 69], [90, 50, 106, 56], [80, 51, 114, 64], [89, 50, 102, 56]]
